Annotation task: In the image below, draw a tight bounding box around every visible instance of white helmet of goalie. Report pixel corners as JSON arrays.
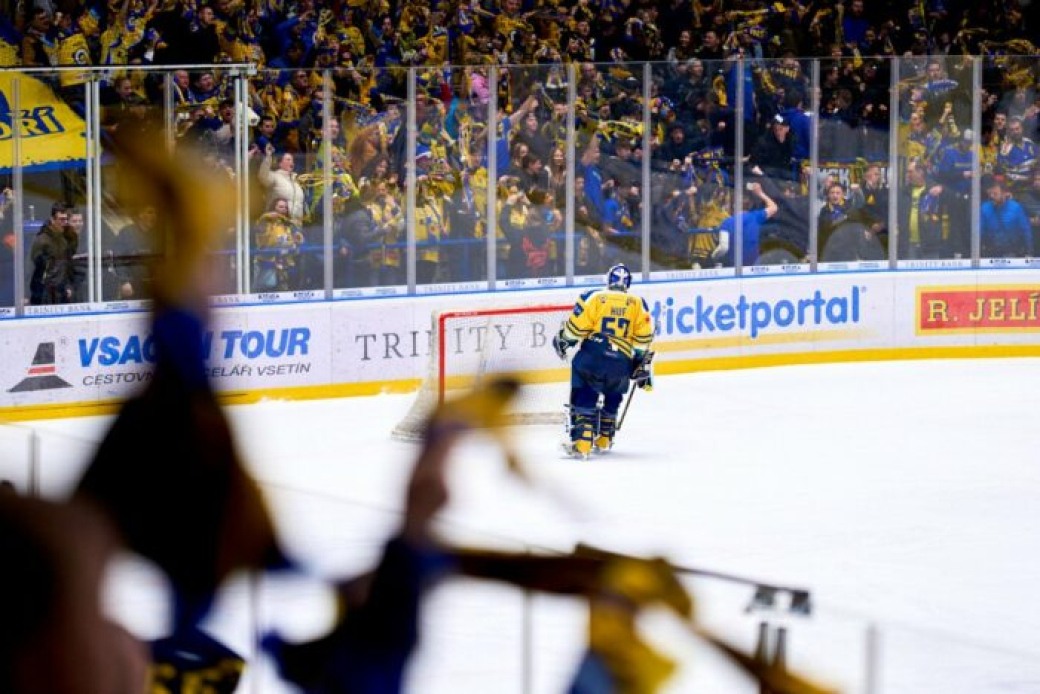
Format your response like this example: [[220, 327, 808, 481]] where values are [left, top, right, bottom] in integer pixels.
[[605, 263, 632, 291]]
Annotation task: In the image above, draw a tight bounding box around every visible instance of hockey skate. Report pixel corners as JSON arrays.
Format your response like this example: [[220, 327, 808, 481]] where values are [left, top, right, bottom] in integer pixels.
[[563, 439, 593, 460], [562, 405, 595, 459], [594, 435, 614, 453]]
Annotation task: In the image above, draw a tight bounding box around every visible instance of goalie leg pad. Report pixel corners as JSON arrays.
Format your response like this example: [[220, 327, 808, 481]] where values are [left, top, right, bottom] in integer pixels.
[[570, 408, 597, 458], [595, 413, 616, 452]]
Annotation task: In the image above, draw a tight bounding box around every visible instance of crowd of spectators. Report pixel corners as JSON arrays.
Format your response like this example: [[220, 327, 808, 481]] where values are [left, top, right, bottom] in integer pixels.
[[4, 0, 1040, 301]]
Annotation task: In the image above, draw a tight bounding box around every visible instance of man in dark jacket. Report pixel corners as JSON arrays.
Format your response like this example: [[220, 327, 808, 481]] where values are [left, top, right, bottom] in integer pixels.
[[897, 160, 959, 260], [747, 114, 797, 182], [335, 197, 380, 288], [104, 205, 159, 300], [29, 202, 74, 305]]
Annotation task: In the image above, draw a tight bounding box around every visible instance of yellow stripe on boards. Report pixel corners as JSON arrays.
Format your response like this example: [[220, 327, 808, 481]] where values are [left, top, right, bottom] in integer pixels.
[[0, 379, 423, 423], [3, 345, 1040, 422], [657, 344, 1040, 375]]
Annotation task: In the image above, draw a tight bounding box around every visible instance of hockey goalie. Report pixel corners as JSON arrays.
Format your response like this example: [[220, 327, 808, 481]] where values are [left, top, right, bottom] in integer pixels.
[[552, 263, 655, 459]]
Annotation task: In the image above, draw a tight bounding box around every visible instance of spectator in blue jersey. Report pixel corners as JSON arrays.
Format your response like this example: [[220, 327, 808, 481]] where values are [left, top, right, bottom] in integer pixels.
[[980, 176, 1033, 258], [997, 117, 1038, 192], [934, 129, 975, 194], [934, 129, 976, 252], [580, 135, 624, 252], [779, 89, 811, 163], [923, 59, 959, 105], [841, 0, 870, 47], [714, 181, 778, 268]]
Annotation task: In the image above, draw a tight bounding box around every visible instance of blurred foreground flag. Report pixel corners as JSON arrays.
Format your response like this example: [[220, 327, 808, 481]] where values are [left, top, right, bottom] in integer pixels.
[[0, 72, 86, 172], [150, 628, 245, 694]]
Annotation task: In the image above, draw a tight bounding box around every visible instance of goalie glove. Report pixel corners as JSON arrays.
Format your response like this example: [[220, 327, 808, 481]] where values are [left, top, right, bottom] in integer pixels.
[[631, 351, 655, 391], [553, 329, 575, 360]]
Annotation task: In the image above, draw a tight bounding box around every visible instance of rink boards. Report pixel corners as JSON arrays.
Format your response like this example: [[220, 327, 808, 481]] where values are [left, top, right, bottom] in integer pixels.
[[2, 269, 1040, 419]]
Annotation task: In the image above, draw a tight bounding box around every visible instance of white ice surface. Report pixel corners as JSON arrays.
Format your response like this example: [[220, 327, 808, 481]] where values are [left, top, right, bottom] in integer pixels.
[[8, 358, 1040, 693]]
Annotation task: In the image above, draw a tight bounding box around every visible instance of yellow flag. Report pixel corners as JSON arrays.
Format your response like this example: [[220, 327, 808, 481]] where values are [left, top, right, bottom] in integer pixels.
[[0, 73, 87, 172]]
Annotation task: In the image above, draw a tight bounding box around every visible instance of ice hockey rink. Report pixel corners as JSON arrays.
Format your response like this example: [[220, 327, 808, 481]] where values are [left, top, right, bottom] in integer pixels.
[[8, 356, 1040, 694]]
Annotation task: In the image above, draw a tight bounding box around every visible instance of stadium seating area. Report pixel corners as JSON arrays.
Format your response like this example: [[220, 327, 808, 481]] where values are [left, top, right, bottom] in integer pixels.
[[1, 0, 1039, 303]]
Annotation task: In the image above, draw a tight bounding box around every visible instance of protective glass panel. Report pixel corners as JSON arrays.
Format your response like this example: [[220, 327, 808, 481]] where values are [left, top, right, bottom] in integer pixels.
[[894, 56, 972, 268], [410, 67, 477, 293], [572, 62, 644, 286], [18, 72, 90, 311], [494, 64, 567, 289], [329, 66, 407, 296], [815, 56, 892, 271], [249, 69, 324, 296], [207, 74, 243, 298], [649, 57, 736, 279], [981, 54, 1039, 265], [0, 75, 13, 313], [94, 71, 164, 303], [419, 65, 490, 291]]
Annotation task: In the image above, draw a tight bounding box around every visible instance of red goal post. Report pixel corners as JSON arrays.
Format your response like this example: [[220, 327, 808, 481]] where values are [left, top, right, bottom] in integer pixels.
[[391, 303, 574, 441]]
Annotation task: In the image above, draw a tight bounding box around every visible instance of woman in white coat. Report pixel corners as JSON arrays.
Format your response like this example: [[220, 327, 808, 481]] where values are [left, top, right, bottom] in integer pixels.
[[258, 145, 307, 223]]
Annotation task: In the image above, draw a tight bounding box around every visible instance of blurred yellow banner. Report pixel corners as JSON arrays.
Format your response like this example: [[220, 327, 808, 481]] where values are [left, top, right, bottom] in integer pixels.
[[0, 73, 86, 172]]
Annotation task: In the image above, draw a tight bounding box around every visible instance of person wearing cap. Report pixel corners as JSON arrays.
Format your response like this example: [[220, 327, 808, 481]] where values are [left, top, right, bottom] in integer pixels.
[[747, 113, 796, 183], [603, 139, 641, 191]]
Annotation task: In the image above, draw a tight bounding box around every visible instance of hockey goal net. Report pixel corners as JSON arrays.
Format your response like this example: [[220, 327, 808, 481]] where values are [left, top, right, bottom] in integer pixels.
[[391, 303, 573, 441]]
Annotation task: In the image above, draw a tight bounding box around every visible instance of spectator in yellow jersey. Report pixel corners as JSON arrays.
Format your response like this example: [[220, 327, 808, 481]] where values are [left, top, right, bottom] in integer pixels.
[[253, 198, 301, 292]]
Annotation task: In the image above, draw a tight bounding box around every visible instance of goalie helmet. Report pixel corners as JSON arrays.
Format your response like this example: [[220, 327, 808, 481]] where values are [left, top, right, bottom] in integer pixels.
[[605, 263, 632, 291]]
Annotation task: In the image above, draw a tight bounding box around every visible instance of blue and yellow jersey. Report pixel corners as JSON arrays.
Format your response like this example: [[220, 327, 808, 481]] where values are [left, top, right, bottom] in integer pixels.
[[57, 32, 91, 88], [564, 288, 654, 358]]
